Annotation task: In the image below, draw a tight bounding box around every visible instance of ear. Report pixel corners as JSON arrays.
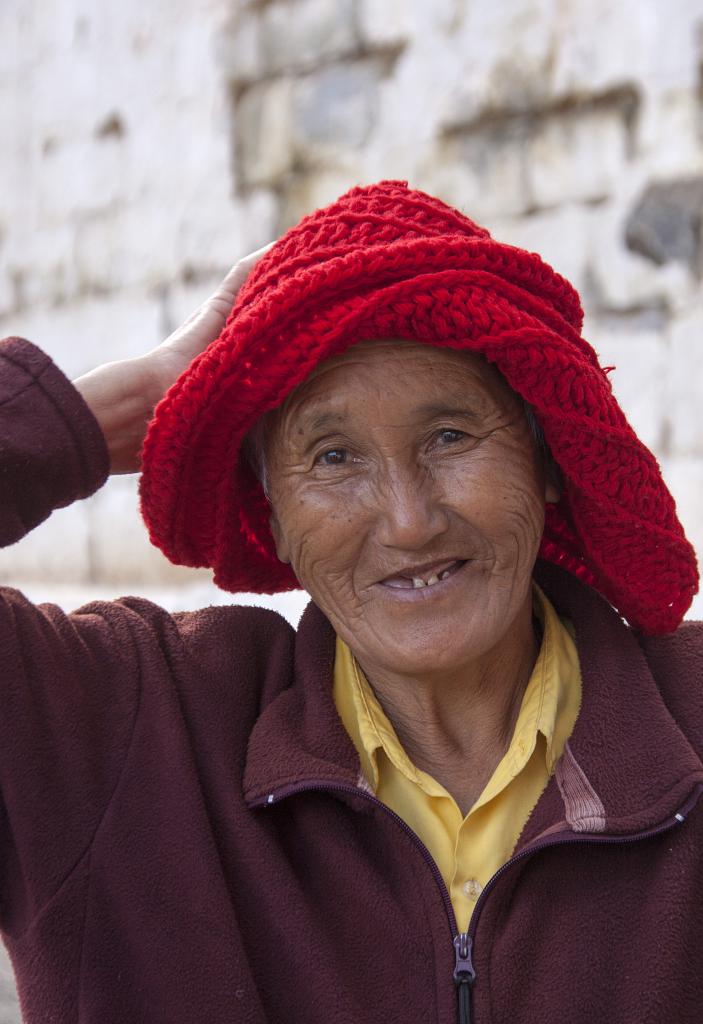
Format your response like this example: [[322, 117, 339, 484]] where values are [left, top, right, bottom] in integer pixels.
[[269, 510, 291, 564]]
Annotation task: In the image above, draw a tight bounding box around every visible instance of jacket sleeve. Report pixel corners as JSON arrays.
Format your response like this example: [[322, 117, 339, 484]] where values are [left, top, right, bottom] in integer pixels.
[[0, 337, 142, 935], [0, 336, 109, 545]]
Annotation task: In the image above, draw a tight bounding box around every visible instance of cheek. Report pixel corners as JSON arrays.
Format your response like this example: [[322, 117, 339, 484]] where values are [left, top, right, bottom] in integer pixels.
[[272, 486, 367, 589], [445, 453, 545, 553], [495, 480, 545, 566]]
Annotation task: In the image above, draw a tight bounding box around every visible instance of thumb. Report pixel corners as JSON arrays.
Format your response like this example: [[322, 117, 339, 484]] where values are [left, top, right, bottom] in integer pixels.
[[162, 240, 275, 360], [218, 240, 275, 301]]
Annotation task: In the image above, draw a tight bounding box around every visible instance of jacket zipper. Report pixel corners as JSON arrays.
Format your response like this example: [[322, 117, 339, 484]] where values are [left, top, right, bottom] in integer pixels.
[[252, 780, 702, 1024], [453, 931, 475, 1023]]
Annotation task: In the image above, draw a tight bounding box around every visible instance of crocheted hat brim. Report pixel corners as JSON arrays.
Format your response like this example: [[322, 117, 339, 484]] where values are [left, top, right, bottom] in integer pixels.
[[139, 181, 698, 635]]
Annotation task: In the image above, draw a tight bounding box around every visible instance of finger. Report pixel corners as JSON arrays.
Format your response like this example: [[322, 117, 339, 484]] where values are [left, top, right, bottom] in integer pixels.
[[218, 240, 276, 299], [196, 243, 275, 338], [239, 239, 276, 267], [163, 241, 276, 353]]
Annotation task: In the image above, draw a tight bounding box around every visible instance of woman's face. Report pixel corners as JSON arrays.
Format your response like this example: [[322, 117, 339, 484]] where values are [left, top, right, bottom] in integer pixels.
[[264, 339, 557, 679]]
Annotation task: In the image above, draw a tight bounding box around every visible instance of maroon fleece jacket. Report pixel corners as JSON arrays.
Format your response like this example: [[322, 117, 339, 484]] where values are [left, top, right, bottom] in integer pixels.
[[1, 335, 703, 1024]]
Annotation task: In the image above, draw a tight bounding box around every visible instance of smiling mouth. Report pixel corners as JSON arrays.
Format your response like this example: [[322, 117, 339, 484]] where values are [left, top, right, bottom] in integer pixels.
[[380, 559, 468, 590]]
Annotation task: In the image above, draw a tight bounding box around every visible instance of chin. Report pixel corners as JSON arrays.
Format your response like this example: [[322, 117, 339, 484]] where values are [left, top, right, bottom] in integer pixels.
[[363, 618, 497, 679]]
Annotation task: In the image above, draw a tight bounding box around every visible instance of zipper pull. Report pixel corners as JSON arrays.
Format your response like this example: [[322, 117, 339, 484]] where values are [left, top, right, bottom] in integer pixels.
[[453, 932, 476, 1024]]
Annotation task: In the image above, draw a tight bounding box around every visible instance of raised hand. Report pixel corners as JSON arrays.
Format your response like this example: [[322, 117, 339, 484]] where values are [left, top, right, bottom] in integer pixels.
[[74, 243, 272, 474]]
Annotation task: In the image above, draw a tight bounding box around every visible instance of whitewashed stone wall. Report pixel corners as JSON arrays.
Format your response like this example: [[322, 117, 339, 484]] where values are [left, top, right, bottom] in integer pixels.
[[1, 0, 702, 1017]]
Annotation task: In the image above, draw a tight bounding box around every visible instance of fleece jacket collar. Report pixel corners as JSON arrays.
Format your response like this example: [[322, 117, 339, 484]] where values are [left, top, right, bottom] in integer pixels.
[[243, 562, 703, 840]]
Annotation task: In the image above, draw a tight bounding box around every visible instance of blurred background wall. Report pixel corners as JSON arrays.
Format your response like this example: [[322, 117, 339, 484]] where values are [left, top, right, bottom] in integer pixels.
[[1, 0, 702, 1017]]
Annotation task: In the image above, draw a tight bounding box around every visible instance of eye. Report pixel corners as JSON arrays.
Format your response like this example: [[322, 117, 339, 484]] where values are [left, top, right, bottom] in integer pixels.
[[436, 429, 466, 445], [315, 447, 349, 466]]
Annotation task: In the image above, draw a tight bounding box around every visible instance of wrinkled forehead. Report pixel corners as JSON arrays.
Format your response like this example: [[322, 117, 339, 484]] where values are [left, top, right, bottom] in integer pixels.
[[271, 337, 521, 431]]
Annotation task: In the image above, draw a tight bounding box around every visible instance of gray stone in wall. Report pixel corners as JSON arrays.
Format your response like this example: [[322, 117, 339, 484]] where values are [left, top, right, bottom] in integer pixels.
[[526, 101, 632, 208], [260, 0, 359, 75], [236, 78, 295, 189], [216, 7, 263, 83], [439, 86, 639, 217], [292, 59, 383, 151], [624, 177, 703, 271], [235, 56, 389, 191], [436, 120, 531, 220]]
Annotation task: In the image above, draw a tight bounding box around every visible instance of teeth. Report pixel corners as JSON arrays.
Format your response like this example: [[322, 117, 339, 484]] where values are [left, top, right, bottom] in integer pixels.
[[398, 563, 461, 590], [412, 572, 443, 589]]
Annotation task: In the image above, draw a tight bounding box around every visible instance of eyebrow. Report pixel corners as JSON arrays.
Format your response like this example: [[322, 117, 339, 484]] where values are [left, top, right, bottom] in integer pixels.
[[301, 402, 482, 435], [306, 411, 346, 433]]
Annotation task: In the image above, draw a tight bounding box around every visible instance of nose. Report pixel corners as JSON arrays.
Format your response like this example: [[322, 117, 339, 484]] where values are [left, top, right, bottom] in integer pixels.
[[373, 465, 450, 551]]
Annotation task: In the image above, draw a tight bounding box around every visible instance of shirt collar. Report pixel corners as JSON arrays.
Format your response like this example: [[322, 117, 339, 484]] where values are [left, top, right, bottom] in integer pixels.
[[333, 582, 581, 794]]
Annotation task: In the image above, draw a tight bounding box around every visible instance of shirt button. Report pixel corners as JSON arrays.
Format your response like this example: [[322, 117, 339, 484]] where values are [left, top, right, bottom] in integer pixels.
[[463, 878, 483, 900]]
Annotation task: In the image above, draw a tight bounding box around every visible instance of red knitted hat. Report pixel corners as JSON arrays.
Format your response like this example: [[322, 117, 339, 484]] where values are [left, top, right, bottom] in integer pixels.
[[139, 180, 698, 635]]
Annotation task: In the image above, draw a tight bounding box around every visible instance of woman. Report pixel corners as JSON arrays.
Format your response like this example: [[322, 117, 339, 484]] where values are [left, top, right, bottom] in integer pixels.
[[1, 181, 701, 1023]]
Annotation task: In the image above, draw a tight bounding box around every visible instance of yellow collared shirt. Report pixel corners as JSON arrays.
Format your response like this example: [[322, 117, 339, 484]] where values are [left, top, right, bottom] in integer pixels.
[[333, 583, 582, 932]]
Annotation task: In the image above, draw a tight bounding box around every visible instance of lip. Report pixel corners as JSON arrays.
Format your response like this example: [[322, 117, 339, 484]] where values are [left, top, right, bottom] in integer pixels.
[[373, 559, 472, 601]]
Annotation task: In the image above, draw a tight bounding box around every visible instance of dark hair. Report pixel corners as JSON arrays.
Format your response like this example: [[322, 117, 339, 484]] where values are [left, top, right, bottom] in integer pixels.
[[523, 400, 545, 449]]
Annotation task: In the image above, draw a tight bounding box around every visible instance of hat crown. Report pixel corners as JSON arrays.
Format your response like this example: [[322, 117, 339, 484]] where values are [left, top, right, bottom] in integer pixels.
[[230, 180, 583, 338]]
